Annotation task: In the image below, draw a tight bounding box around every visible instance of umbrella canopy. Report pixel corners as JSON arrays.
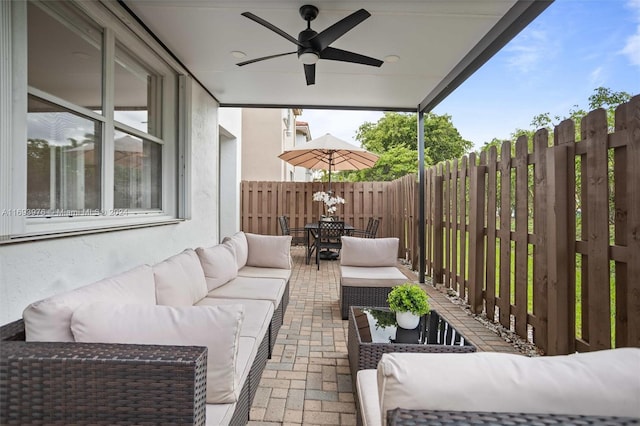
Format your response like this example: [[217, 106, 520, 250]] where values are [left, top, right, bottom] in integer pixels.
[[278, 133, 379, 191]]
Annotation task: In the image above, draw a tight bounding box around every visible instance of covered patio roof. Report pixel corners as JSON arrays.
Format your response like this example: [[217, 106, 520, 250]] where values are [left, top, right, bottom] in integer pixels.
[[121, 0, 552, 112]]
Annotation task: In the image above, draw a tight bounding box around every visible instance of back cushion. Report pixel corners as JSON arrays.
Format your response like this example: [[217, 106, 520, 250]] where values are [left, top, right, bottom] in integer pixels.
[[222, 232, 249, 269], [23, 264, 156, 342], [340, 236, 399, 267], [245, 233, 292, 269], [153, 249, 208, 306], [71, 302, 244, 404], [377, 350, 640, 425], [196, 242, 238, 291]]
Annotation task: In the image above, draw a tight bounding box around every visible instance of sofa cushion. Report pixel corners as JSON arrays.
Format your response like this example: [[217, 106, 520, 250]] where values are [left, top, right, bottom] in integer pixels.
[[153, 249, 208, 306], [195, 297, 273, 340], [341, 237, 399, 267], [222, 232, 249, 270], [196, 242, 238, 291], [206, 276, 286, 309], [238, 265, 291, 281], [71, 302, 244, 404], [245, 233, 292, 269], [376, 349, 640, 425], [23, 264, 156, 342], [340, 266, 407, 288], [357, 369, 382, 426]]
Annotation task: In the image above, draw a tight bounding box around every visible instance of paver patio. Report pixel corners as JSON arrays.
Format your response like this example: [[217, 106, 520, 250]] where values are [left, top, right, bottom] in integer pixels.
[[248, 246, 521, 425]]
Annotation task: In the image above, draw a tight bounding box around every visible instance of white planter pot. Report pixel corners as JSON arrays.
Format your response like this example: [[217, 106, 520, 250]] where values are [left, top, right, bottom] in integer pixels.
[[395, 311, 420, 329]]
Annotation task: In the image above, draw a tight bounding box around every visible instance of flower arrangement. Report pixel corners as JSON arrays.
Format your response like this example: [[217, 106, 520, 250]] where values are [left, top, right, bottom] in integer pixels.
[[313, 191, 345, 215]]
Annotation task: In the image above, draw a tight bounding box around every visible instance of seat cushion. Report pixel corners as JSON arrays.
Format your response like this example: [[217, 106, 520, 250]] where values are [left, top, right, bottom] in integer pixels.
[[376, 349, 640, 425], [23, 264, 156, 342], [196, 297, 273, 341], [340, 266, 407, 288], [238, 265, 291, 281], [206, 276, 286, 309], [71, 302, 244, 404], [357, 369, 382, 426], [245, 233, 292, 269], [153, 249, 208, 306], [341, 237, 399, 267], [222, 232, 249, 270], [196, 242, 238, 291]]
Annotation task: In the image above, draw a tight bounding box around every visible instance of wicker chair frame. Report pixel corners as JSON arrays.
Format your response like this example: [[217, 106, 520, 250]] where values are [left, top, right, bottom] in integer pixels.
[[387, 408, 640, 425]]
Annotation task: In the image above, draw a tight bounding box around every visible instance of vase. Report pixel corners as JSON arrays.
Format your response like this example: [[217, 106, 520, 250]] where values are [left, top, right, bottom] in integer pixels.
[[395, 311, 420, 329], [321, 215, 334, 221]]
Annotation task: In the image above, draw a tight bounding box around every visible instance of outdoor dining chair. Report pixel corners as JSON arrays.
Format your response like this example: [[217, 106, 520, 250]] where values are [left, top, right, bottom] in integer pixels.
[[278, 216, 306, 245], [315, 220, 345, 269], [350, 217, 380, 238]]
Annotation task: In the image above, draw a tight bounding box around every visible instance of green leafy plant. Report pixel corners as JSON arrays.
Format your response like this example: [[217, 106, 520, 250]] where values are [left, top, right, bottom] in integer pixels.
[[365, 308, 397, 329], [387, 283, 430, 316]]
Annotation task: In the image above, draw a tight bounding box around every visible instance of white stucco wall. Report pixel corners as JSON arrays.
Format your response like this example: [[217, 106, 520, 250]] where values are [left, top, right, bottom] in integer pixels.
[[219, 107, 242, 239], [0, 82, 220, 324]]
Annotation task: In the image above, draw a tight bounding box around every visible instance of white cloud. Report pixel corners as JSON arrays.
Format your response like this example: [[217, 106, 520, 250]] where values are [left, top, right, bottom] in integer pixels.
[[622, 0, 640, 67], [589, 66, 605, 87], [505, 29, 551, 73]]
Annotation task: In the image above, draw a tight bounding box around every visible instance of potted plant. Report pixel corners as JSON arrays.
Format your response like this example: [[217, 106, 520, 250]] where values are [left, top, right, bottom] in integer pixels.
[[387, 283, 430, 329]]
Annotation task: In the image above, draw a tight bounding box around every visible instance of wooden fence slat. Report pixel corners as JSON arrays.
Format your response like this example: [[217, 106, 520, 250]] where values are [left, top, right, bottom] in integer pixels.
[[468, 156, 486, 314], [533, 129, 549, 352], [499, 141, 512, 329], [623, 95, 640, 347], [485, 146, 498, 321], [433, 172, 444, 285], [514, 137, 529, 338], [458, 156, 468, 297], [445, 161, 452, 288], [546, 145, 571, 355], [584, 108, 611, 350], [555, 119, 577, 354]]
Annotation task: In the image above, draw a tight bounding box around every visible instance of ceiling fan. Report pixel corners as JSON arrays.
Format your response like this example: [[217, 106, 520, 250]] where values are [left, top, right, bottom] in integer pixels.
[[237, 5, 383, 85]]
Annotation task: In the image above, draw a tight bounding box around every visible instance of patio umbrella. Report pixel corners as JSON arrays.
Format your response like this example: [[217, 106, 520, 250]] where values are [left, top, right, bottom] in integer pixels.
[[278, 133, 379, 192]]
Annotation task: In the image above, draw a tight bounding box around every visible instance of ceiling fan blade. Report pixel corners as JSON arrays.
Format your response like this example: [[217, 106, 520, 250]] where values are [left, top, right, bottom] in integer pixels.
[[312, 9, 370, 51], [304, 64, 316, 85], [237, 51, 296, 66], [241, 12, 303, 46], [319, 47, 383, 67]]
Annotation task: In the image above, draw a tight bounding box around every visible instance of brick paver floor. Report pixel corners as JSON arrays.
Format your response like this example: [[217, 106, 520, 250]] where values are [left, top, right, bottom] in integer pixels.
[[247, 246, 521, 425]]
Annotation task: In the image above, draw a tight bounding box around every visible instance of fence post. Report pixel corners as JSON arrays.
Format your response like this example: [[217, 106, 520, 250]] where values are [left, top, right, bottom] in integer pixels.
[[468, 157, 487, 314], [433, 172, 444, 285], [546, 145, 570, 355], [533, 129, 549, 354]]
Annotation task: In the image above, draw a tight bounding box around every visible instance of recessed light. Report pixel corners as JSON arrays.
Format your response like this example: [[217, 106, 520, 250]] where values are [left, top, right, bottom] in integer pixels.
[[384, 55, 400, 63], [231, 51, 247, 59]]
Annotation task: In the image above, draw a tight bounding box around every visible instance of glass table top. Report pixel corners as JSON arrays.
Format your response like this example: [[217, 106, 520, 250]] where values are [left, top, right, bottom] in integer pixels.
[[352, 306, 473, 347]]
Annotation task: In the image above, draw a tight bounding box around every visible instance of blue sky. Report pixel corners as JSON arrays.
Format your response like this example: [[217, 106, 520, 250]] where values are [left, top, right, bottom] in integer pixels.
[[301, 0, 640, 151]]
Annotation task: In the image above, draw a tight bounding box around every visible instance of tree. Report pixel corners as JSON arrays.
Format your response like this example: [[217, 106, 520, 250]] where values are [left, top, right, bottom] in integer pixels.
[[346, 112, 472, 181]]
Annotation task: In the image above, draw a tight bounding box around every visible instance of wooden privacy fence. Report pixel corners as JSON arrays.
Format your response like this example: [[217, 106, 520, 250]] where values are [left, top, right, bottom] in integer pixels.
[[424, 95, 639, 355], [240, 96, 639, 355], [240, 178, 417, 259]]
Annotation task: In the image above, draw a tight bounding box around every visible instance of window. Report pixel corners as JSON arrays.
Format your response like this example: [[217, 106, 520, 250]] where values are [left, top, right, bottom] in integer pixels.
[[21, 0, 180, 231]]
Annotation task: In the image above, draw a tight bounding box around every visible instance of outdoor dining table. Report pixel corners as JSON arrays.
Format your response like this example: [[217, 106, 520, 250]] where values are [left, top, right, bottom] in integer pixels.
[[304, 222, 354, 264]]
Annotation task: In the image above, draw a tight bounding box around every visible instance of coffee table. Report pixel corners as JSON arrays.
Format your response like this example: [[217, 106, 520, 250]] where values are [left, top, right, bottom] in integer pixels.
[[348, 306, 476, 383]]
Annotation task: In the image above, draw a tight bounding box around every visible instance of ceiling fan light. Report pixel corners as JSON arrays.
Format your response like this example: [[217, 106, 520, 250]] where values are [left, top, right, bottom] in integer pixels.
[[299, 52, 319, 65]]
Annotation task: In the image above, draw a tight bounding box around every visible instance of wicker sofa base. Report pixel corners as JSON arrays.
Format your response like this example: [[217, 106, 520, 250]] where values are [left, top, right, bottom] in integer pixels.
[[341, 285, 392, 320], [386, 408, 640, 425], [268, 281, 289, 357], [0, 317, 274, 425]]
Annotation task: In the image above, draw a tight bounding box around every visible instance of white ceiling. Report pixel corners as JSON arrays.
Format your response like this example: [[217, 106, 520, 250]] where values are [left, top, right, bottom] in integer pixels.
[[122, 0, 551, 111]]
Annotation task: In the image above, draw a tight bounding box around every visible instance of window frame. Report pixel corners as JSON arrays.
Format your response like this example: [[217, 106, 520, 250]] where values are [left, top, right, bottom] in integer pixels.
[[2, 0, 191, 240]]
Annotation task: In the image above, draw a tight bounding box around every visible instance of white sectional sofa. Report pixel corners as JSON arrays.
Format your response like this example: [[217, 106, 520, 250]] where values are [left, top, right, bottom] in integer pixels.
[[357, 349, 640, 426], [4, 231, 291, 425], [339, 236, 409, 319]]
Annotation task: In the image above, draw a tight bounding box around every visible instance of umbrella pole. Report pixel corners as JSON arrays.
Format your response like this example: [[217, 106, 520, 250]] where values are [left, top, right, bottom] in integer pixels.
[[327, 151, 333, 194]]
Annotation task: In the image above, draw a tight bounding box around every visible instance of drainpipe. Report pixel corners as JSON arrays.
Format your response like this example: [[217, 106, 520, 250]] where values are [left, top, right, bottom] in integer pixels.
[[417, 110, 425, 284]]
